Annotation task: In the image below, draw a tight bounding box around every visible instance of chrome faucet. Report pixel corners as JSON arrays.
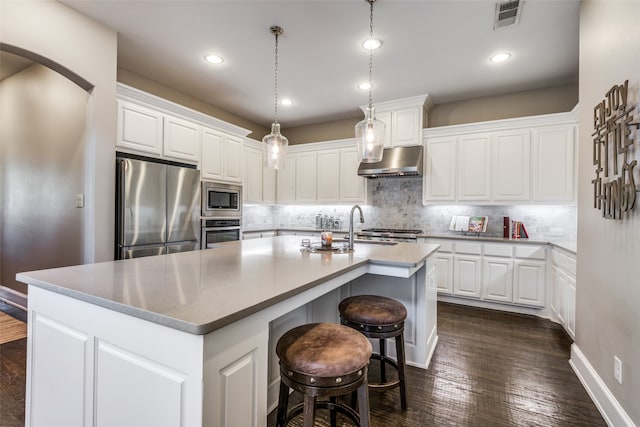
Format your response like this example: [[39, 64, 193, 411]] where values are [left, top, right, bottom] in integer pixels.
[[348, 204, 365, 250]]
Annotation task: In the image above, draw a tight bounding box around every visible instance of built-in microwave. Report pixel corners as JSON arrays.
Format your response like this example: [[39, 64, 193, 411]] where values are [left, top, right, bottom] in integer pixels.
[[201, 181, 242, 218]]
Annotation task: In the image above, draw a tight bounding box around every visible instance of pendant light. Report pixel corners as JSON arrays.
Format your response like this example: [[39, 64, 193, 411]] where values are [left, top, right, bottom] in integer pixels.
[[355, 0, 386, 163], [263, 25, 289, 170]]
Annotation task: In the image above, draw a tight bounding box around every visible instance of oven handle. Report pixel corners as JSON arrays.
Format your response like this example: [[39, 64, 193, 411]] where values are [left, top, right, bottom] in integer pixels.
[[202, 226, 241, 232]]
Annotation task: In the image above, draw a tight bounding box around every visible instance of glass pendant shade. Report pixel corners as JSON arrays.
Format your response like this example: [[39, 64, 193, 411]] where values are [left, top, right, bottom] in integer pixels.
[[355, 106, 385, 163], [263, 122, 288, 170]]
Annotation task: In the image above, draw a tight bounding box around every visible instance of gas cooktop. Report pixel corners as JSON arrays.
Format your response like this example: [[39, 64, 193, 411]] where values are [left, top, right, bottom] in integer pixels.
[[359, 228, 422, 235]]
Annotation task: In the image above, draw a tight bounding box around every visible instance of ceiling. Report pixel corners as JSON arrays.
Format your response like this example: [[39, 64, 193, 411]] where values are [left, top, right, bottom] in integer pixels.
[[59, 0, 580, 128]]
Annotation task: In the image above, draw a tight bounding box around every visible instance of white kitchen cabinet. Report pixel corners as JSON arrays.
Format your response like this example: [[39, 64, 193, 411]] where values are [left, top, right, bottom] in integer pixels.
[[482, 257, 514, 303], [295, 152, 317, 202], [435, 254, 453, 294], [364, 95, 428, 148], [263, 164, 277, 204], [201, 127, 243, 183], [492, 130, 531, 201], [532, 125, 575, 202], [422, 109, 577, 205], [339, 147, 367, 202], [424, 136, 456, 201], [551, 247, 576, 339], [116, 83, 252, 170], [116, 99, 163, 156], [453, 255, 482, 298], [457, 133, 491, 201], [163, 114, 200, 162], [276, 154, 296, 203], [316, 150, 340, 203], [244, 144, 263, 203], [513, 259, 546, 307]]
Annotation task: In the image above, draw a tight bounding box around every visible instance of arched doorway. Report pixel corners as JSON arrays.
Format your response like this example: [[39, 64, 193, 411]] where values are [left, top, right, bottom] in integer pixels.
[[0, 48, 90, 297]]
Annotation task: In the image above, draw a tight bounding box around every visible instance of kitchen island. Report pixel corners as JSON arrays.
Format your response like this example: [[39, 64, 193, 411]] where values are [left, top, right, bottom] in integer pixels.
[[18, 236, 439, 427]]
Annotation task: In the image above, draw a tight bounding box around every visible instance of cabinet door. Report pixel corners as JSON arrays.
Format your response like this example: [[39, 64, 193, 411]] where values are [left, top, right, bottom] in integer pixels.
[[492, 130, 531, 201], [276, 154, 296, 203], [116, 100, 163, 155], [392, 107, 421, 147], [295, 152, 317, 202], [435, 254, 453, 294], [424, 136, 456, 201], [453, 255, 482, 298], [532, 125, 575, 201], [482, 257, 514, 303], [244, 146, 263, 203], [567, 274, 576, 339], [224, 135, 243, 183], [376, 110, 393, 148], [457, 134, 491, 201], [163, 115, 200, 162], [316, 150, 340, 203], [339, 147, 366, 202], [201, 127, 224, 180], [513, 260, 546, 307], [263, 165, 277, 204]]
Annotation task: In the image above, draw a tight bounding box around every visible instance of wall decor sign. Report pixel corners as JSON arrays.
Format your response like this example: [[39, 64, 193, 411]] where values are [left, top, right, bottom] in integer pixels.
[[592, 79, 640, 219]]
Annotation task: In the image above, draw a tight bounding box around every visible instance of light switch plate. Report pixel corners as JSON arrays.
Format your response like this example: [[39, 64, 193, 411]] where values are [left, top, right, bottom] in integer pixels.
[[75, 193, 85, 208]]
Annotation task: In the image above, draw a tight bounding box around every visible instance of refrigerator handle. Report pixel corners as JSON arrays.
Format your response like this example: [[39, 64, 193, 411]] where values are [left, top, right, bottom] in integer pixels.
[[115, 158, 126, 259]]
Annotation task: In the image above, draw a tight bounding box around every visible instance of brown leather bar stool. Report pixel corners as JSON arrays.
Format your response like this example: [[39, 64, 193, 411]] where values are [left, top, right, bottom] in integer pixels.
[[275, 323, 372, 427], [339, 295, 408, 410]]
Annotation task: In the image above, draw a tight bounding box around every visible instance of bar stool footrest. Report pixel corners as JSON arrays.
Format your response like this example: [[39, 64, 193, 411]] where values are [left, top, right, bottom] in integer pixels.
[[284, 400, 361, 426]]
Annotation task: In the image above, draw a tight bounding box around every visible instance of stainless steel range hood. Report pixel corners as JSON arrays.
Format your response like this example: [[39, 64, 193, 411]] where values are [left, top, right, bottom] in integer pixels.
[[357, 146, 423, 178]]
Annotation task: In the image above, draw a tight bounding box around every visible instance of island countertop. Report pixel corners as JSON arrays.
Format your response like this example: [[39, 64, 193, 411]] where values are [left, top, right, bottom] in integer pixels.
[[17, 236, 439, 335]]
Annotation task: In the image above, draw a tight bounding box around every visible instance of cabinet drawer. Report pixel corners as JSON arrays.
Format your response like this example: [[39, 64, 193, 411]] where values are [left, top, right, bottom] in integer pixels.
[[430, 239, 453, 253], [566, 255, 576, 276], [484, 244, 513, 258], [454, 241, 482, 255], [514, 244, 546, 260], [552, 250, 568, 269]]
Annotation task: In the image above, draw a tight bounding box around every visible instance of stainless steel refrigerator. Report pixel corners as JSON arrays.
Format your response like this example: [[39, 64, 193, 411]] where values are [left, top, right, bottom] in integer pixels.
[[115, 154, 201, 260]]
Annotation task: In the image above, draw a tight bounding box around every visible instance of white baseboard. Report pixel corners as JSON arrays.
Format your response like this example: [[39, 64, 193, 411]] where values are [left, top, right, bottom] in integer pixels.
[[570, 344, 637, 427]]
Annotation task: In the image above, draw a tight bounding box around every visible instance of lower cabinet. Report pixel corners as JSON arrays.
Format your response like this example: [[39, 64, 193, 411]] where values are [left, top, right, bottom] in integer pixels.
[[551, 247, 576, 339], [430, 238, 546, 309]]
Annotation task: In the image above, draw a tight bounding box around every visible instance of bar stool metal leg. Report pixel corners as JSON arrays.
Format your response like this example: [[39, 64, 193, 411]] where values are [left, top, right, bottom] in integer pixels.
[[396, 333, 407, 410]]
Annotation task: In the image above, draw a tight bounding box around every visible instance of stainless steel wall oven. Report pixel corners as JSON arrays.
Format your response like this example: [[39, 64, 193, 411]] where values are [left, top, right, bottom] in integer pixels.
[[201, 219, 242, 249]]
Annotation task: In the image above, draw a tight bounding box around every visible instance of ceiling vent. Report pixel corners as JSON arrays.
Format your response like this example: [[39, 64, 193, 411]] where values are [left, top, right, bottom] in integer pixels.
[[494, 0, 522, 29]]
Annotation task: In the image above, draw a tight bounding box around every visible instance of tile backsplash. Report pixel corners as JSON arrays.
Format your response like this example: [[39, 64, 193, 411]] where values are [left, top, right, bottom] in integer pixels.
[[243, 177, 577, 241]]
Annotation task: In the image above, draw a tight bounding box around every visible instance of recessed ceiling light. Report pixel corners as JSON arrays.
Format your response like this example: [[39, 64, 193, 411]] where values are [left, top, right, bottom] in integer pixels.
[[358, 82, 373, 91], [281, 99, 293, 106], [204, 54, 224, 64], [362, 38, 382, 50], [490, 52, 511, 63]]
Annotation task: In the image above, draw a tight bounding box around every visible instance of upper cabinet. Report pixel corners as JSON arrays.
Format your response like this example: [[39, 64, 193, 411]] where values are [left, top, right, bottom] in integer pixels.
[[201, 128, 243, 183], [116, 99, 163, 156], [115, 83, 251, 181], [276, 139, 367, 205], [423, 108, 577, 205], [243, 139, 276, 204], [361, 94, 430, 148]]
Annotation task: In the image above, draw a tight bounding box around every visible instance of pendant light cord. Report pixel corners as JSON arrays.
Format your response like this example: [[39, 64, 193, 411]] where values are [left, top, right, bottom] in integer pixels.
[[273, 27, 280, 125], [368, 0, 374, 111]]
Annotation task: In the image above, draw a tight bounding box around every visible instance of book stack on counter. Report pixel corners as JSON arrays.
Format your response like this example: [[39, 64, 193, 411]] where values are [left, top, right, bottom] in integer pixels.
[[503, 217, 529, 239]]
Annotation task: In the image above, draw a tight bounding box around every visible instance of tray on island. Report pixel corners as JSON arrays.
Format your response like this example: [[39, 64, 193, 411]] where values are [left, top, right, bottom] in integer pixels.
[[301, 243, 352, 254]]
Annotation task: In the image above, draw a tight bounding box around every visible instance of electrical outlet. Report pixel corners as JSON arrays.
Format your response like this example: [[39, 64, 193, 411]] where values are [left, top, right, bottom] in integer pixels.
[[614, 356, 622, 384]]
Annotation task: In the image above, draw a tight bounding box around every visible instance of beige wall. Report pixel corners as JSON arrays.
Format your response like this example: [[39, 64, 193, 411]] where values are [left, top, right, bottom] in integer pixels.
[[0, 0, 117, 263], [428, 83, 578, 127], [283, 117, 360, 145], [578, 1, 640, 424], [281, 84, 578, 144], [117, 68, 269, 139]]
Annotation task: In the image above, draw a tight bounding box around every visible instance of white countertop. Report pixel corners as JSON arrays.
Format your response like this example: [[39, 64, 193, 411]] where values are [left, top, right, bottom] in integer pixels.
[[17, 236, 439, 335]]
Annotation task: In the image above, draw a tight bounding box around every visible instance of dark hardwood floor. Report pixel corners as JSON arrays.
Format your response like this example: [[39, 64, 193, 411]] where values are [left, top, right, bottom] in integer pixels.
[[0, 302, 606, 427], [0, 303, 27, 427], [267, 302, 606, 427]]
